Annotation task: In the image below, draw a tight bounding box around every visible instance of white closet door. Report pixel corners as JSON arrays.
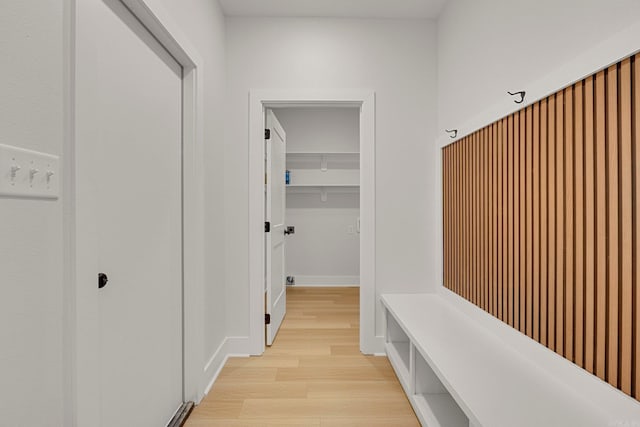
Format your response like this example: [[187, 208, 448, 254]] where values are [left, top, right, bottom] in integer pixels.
[[265, 109, 287, 345], [76, 1, 183, 425]]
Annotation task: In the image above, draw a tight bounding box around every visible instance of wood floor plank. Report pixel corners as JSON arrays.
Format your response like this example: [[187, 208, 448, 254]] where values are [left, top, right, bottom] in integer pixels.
[[275, 366, 397, 382], [207, 382, 308, 400], [187, 418, 322, 426], [239, 398, 414, 419], [306, 381, 404, 399], [320, 417, 420, 427]]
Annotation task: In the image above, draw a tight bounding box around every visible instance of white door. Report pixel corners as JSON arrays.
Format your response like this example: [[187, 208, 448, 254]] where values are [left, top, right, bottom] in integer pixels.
[[265, 109, 287, 345], [76, 1, 183, 425]]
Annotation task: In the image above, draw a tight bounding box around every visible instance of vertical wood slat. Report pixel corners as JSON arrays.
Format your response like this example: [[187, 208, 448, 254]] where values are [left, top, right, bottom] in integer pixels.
[[633, 53, 640, 399], [447, 147, 452, 291], [565, 86, 575, 362], [453, 142, 462, 295], [512, 113, 518, 329], [526, 106, 534, 338], [575, 81, 585, 368], [444, 148, 448, 289], [475, 132, 480, 307], [556, 89, 565, 355], [485, 125, 495, 314], [448, 146, 452, 291], [495, 123, 500, 317], [498, 121, 504, 320], [455, 140, 460, 296], [486, 127, 490, 312], [490, 130, 494, 310], [465, 135, 470, 301], [520, 110, 527, 333], [451, 143, 456, 294], [481, 128, 487, 311], [471, 133, 475, 303], [467, 135, 472, 303], [467, 135, 472, 302], [471, 134, 475, 303], [490, 124, 496, 316], [447, 145, 451, 291], [458, 141, 462, 296], [607, 64, 619, 388], [548, 94, 557, 352], [541, 98, 549, 347], [460, 138, 465, 298], [504, 118, 509, 323], [595, 69, 607, 381], [533, 102, 541, 342], [464, 137, 469, 300], [619, 57, 632, 396], [585, 75, 596, 374], [483, 130, 488, 310]]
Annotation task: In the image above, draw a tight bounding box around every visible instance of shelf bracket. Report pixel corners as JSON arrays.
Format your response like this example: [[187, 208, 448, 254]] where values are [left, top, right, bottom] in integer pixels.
[[320, 154, 328, 172]]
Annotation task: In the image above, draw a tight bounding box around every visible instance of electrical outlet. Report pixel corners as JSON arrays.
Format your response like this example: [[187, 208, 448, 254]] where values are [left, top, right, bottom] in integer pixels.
[[0, 144, 59, 199]]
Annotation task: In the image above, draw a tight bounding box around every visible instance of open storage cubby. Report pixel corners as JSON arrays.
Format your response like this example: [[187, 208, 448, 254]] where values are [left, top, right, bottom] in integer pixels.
[[413, 348, 469, 427], [385, 310, 411, 391]]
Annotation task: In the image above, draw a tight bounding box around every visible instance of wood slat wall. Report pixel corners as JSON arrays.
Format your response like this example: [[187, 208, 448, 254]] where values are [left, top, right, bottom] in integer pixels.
[[442, 53, 639, 399]]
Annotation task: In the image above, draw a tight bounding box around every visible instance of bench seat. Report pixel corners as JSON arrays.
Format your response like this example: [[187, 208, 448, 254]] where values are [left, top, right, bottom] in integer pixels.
[[381, 291, 640, 427]]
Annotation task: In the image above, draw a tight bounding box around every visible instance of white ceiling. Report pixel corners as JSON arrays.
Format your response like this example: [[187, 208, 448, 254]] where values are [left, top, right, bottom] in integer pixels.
[[218, 0, 449, 19]]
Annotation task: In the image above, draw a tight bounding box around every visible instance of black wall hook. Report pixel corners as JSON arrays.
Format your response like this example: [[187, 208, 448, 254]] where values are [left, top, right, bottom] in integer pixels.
[[508, 91, 526, 104], [445, 129, 458, 139]]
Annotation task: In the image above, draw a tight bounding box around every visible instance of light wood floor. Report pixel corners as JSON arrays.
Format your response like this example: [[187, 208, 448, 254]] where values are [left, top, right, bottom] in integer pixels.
[[185, 287, 419, 426]]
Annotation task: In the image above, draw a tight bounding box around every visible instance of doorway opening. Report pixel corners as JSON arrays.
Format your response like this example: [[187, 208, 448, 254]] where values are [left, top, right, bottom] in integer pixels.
[[265, 107, 362, 345], [248, 90, 378, 355]]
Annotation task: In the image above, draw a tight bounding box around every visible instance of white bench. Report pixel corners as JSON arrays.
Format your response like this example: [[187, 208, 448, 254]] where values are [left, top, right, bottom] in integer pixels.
[[381, 290, 640, 427]]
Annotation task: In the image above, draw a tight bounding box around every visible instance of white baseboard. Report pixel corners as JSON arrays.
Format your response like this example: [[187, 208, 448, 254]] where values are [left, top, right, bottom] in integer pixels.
[[292, 275, 359, 286], [202, 337, 250, 398]]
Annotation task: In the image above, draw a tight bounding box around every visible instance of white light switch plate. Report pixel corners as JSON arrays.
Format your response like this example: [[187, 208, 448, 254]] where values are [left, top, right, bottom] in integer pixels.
[[0, 144, 60, 199]]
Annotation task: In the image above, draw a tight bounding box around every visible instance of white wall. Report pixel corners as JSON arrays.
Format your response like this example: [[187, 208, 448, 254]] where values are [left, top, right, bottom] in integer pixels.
[[225, 18, 439, 342], [0, 1, 65, 425], [276, 107, 360, 285], [285, 208, 360, 284], [146, 0, 228, 389], [437, 0, 640, 139], [277, 107, 360, 152]]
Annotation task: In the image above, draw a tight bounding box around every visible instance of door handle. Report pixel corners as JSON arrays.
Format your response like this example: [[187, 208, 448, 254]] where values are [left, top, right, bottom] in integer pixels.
[[285, 226, 295, 235], [98, 273, 109, 289]]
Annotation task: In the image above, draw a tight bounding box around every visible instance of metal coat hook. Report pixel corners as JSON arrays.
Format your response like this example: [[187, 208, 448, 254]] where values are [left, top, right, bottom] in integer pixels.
[[508, 91, 526, 104], [445, 129, 458, 139]]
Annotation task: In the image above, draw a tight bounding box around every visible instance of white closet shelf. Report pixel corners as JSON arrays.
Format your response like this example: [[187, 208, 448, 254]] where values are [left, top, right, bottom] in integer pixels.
[[287, 184, 360, 188], [286, 185, 359, 194], [286, 169, 359, 187], [287, 152, 359, 170], [286, 151, 359, 155]]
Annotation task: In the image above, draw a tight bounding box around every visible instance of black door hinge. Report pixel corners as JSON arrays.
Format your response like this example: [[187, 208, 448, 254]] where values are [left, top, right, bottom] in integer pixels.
[[265, 313, 271, 325], [265, 221, 271, 232], [265, 129, 271, 140]]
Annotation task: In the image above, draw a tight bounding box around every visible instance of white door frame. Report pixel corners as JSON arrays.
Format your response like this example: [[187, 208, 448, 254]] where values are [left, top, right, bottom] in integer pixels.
[[66, 1, 206, 423], [248, 89, 378, 355]]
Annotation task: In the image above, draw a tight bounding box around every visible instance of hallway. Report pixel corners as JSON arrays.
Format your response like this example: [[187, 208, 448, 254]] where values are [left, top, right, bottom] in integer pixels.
[[185, 287, 419, 426]]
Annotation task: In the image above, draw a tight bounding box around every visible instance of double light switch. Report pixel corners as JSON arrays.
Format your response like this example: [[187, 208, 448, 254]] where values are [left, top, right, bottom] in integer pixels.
[[0, 143, 60, 199]]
